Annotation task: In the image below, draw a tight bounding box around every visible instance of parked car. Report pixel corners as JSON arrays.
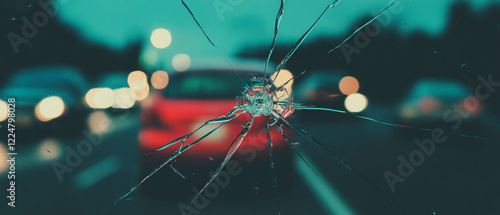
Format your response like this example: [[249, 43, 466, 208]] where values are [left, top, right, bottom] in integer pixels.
[[138, 60, 295, 199], [0, 66, 90, 136], [396, 79, 483, 134]]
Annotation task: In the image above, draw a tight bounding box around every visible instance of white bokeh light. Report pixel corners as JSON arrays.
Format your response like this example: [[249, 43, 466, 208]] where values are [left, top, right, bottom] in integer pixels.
[[172, 54, 191, 72], [345, 93, 368, 113], [150, 28, 172, 49]]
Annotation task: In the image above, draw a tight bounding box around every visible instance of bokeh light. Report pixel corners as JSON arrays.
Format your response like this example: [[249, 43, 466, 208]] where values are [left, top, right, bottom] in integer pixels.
[[0, 100, 8, 122], [401, 106, 417, 118], [112, 88, 136, 109], [35, 96, 66, 122], [419, 97, 440, 114], [345, 93, 368, 113], [128, 71, 150, 101], [87, 110, 112, 134], [463, 96, 481, 114], [0, 142, 7, 173], [127, 70, 148, 87], [85, 88, 98, 108], [172, 54, 191, 72], [86, 88, 117, 109], [150, 28, 172, 49], [132, 83, 150, 101], [94, 88, 115, 109], [339, 76, 360, 95], [271, 69, 294, 93], [151, 70, 169, 90]]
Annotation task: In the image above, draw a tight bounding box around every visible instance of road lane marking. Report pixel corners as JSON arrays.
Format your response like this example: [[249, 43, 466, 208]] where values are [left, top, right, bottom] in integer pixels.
[[74, 156, 120, 189], [296, 155, 357, 215]]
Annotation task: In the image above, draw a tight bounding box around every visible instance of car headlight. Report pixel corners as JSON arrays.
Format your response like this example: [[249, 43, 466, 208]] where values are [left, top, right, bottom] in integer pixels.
[[35, 96, 66, 122]]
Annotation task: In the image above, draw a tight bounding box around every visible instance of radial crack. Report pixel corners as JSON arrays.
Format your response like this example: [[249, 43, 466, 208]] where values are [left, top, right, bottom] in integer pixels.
[[329, 0, 398, 53], [275, 70, 307, 92], [271, 0, 342, 84], [275, 122, 319, 176], [180, 0, 248, 87], [115, 110, 240, 205], [264, 0, 285, 86], [274, 110, 407, 215], [294, 105, 485, 139], [183, 119, 254, 214], [148, 108, 242, 155], [266, 116, 281, 215], [114, 1, 451, 214]]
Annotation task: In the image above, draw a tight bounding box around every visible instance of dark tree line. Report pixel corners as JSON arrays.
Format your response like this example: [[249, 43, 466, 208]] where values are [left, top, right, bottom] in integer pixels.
[[0, 0, 141, 84]]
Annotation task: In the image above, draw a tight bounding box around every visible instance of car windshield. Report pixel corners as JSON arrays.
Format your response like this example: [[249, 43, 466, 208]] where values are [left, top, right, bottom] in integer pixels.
[[2, 1, 499, 215], [163, 72, 247, 99]]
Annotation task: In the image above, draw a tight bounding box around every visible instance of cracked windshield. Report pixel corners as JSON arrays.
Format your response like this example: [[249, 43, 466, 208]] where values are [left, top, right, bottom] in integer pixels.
[[1, 0, 500, 214]]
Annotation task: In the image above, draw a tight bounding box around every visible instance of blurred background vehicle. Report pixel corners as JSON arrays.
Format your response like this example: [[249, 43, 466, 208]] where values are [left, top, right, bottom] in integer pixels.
[[295, 70, 348, 110], [396, 79, 483, 134], [0, 66, 90, 136], [294, 70, 366, 119]]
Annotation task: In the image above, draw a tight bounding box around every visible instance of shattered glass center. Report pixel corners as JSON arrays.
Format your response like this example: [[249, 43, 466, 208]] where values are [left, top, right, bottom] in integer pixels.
[[237, 83, 294, 118], [239, 85, 273, 116]]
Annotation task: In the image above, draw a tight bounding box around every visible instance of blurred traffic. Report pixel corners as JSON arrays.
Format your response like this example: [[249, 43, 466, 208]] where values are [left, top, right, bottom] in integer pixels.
[[396, 80, 483, 133]]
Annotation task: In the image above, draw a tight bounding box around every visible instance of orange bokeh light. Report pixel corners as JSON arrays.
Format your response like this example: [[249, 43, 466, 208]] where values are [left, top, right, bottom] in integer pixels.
[[339, 76, 359, 95]]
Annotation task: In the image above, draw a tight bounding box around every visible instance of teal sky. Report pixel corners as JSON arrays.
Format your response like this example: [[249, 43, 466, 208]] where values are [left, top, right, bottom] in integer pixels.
[[58, 0, 499, 69]]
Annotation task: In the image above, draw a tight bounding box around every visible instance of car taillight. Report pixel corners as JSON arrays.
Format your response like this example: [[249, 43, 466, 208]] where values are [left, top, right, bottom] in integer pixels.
[[462, 96, 482, 115], [419, 96, 441, 114]]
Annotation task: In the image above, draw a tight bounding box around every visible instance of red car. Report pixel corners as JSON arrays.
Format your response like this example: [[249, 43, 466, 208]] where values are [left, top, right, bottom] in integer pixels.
[[141, 68, 291, 156], [138, 62, 295, 199]]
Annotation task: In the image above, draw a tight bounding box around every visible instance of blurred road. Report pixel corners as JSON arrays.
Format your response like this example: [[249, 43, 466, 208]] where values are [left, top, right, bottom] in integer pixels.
[[1, 105, 499, 215]]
